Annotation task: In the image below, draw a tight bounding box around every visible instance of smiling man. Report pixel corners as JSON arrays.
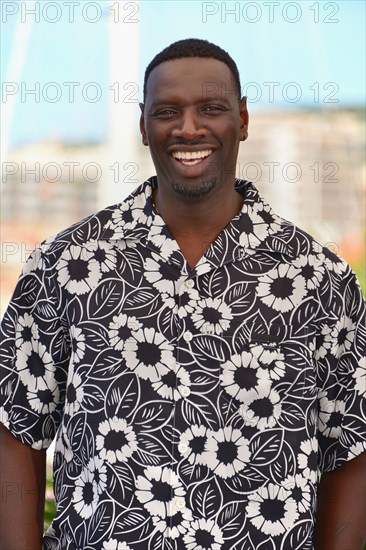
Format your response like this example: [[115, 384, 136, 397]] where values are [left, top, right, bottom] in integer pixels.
[[1, 39, 366, 550]]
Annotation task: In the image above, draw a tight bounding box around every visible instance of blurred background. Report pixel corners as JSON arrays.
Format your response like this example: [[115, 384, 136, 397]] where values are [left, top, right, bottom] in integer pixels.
[[1, 0, 365, 524], [1, 0, 365, 315]]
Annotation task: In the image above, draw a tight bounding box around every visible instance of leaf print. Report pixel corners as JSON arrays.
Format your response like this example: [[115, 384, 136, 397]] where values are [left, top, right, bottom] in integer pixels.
[[226, 464, 268, 495], [191, 334, 231, 365], [250, 430, 284, 467], [105, 373, 140, 419], [189, 477, 223, 519], [10, 405, 39, 434], [87, 500, 115, 545], [1, 177, 365, 548], [278, 402, 307, 431], [114, 508, 151, 537], [135, 433, 174, 467], [280, 519, 313, 550], [13, 274, 41, 308], [89, 349, 124, 380], [106, 462, 134, 505], [178, 459, 211, 486], [124, 288, 160, 317], [217, 501, 246, 537], [132, 401, 173, 431], [223, 282, 254, 316], [82, 384, 105, 413], [87, 279, 125, 319], [72, 216, 101, 244], [269, 441, 296, 484]]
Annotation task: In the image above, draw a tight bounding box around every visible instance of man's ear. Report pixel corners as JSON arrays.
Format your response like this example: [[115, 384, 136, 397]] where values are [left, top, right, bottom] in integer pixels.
[[139, 102, 148, 146], [239, 96, 249, 141]]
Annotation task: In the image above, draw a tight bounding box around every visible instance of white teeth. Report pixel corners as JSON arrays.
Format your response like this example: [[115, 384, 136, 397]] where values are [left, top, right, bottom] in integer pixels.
[[172, 149, 212, 160]]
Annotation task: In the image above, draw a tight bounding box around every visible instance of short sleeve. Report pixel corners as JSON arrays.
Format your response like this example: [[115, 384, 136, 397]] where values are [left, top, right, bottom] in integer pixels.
[[315, 260, 366, 473], [0, 245, 70, 449]]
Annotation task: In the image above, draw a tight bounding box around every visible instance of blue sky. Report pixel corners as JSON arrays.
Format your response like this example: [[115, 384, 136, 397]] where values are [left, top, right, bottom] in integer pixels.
[[2, 0, 365, 147]]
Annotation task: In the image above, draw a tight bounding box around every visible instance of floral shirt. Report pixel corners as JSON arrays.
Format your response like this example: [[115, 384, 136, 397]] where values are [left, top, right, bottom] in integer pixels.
[[1, 177, 365, 550]]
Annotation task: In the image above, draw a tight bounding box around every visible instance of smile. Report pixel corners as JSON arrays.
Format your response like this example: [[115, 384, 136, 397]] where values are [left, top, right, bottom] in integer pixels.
[[172, 150, 212, 165]]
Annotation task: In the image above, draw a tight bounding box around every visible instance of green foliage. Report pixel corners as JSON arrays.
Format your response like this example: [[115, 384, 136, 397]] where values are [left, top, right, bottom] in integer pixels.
[[44, 472, 56, 533]]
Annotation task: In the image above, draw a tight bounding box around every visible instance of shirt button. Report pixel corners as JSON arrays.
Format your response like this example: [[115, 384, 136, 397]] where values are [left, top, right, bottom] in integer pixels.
[[185, 279, 194, 289], [178, 443, 188, 454], [180, 386, 191, 397], [176, 498, 185, 509], [183, 331, 192, 342]]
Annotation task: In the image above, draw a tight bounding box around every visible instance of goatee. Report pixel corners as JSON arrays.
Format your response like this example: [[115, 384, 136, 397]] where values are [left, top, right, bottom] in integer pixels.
[[170, 178, 217, 198]]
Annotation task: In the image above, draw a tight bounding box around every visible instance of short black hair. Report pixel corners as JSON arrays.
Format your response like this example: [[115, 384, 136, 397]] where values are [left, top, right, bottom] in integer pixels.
[[143, 38, 241, 102]]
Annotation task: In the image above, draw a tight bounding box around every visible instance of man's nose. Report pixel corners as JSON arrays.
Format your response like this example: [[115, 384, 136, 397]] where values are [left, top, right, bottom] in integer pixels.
[[171, 109, 207, 140]]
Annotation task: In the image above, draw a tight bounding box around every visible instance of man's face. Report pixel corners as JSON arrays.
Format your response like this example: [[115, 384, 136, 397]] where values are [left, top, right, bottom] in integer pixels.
[[140, 57, 248, 199]]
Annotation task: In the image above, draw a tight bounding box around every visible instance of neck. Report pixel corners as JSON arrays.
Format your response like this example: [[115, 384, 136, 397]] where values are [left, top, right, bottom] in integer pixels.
[[153, 181, 243, 239]]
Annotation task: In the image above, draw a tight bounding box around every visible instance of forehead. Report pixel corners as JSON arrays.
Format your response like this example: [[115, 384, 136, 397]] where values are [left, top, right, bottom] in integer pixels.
[[145, 57, 236, 104]]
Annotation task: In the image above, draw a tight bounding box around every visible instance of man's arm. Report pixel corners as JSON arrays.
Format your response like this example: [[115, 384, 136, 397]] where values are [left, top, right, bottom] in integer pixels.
[[0, 424, 46, 550], [315, 451, 366, 550]]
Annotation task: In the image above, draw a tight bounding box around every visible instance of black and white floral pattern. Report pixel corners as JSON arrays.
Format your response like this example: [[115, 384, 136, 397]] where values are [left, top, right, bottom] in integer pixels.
[[1, 177, 365, 549]]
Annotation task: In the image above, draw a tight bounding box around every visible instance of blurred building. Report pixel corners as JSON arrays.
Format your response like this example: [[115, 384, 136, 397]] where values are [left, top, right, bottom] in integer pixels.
[[1, 108, 365, 314]]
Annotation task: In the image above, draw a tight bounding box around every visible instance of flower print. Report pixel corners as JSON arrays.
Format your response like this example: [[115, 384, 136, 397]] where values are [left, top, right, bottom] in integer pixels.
[[103, 541, 131, 550], [135, 466, 185, 519], [250, 344, 286, 381], [15, 313, 39, 351], [57, 245, 102, 294], [17, 340, 55, 391], [330, 316, 356, 358], [297, 437, 318, 483], [257, 264, 307, 312], [239, 209, 270, 249], [318, 395, 346, 439], [64, 370, 84, 416], [87, 456, 107, 494], [246, 483, 299, 537], [220, 351, 271, 403], [88, 241, 117, 273], [252, 201, 282, 234], [152, 507, 193, 539], [148, 222, 179, 259], [27, 384, 60, 415], [73, 466, 99, 519], [55, 423, 73, 463], [239, 387, 282, 430], [191, 298, 233, 335], [347, 442, 366, 461], [122, 328, 175, 381], [177, 285, 200, 319], [314, 324, 332, 360], [69, 325, 86, 364], [183, 518, 224, 550], [96, 417, 137, 464], [353, 357, 366, 397], [293, 254, 325, 290], [282, 474, 312, 514], [151, 364, 190, 401], [203, 426, 251, 479], [110, 199, 136, 230], [108, 314, 142, 351], [144, 254, 186, 295], [178, 425, 210, 465]]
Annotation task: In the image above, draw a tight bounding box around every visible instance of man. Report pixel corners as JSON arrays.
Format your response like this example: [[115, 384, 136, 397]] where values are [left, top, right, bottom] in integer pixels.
[[0, 38, 365, 550]]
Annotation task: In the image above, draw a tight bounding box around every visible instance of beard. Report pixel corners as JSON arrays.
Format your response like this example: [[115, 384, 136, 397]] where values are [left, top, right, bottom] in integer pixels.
[[170, 177, 217, 198]]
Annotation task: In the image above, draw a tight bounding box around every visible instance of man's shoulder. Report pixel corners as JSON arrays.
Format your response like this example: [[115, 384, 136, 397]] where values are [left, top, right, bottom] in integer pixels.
[[37, 179, 152, 254], [248, 183, 354, 286]]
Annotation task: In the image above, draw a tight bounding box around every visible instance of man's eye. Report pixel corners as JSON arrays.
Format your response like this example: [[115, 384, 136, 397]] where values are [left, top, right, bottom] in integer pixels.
[[203, 105, 225, 112], [154, 109, 177, 117]]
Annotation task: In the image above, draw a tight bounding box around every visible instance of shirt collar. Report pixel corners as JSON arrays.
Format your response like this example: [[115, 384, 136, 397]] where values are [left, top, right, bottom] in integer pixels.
[[100, 176, 295, 272]]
